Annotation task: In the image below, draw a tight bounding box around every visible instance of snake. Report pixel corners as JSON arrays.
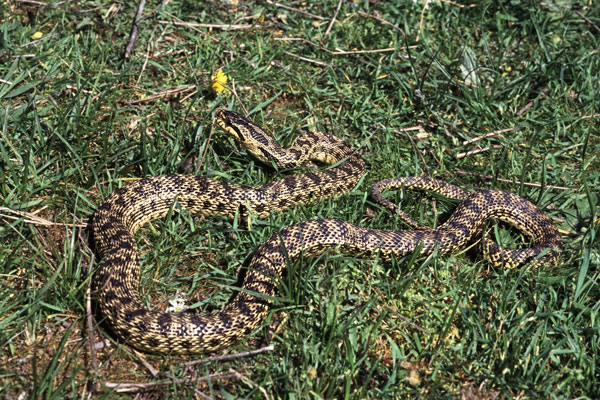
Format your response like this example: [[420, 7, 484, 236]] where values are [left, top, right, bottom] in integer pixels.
[[93, 109, 562, 354]]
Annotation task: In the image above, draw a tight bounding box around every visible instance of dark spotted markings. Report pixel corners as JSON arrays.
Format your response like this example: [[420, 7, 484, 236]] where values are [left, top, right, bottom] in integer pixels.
[[156, 313, 172, 332], [93, 109, 562, 354], [124, 308, 147, 322]]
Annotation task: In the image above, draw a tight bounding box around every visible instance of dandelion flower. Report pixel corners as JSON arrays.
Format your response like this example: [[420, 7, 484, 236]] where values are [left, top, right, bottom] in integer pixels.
[[211, 69, 229, 94], [31, 31, 43, 39]]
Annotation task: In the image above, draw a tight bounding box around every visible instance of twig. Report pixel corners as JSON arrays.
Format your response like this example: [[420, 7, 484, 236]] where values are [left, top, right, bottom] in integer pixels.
[[274, 36, 413, 56], [546, 2, 600, 33], [103, 373, 240, 393], [194, 390, 213, 400], [133, 350, 159, 377], [397, 126, 422, 132], [229, 369, 271, 400], [119, 84, 196, 104], [85, 252, 99, 372], [461, 127, 515, 145], [274, 37, 309, 42], [357, 11, 405, 35], [454, 169, 572, 191], [329, 47, 401, 55], [124, 0, 146, 59], [0, 206, 87, 228], [582, 113, 600, 120], [265, 0, 327, 20], [416, 0, 430, 42], [161, 11, 208, 36], [197, 116, 215, 172], [149, 49, 186, 60], [517, 98, 535, 116], [456, 145, 503, 159], [76, 3, 122, 14], [517, 89, 547, 115], [20, 35, 50, 48], [14, 0, 66, 5], [229, 80, 249, 116], [0, 79, 13, 85], [282, 51, 330, 67], [179, 88, 198, 104], [183, 345, 275, 367], [323, 0, 343, 39], [387, 307, 430, 334], [572, 9, 600, 33], [156, 20, 252, 30], [135, 42, 151, 86], [440, 0, 477, 7]]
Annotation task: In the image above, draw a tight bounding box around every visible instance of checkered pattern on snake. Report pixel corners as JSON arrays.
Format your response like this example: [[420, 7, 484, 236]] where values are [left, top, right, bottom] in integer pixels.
[[93, 109, 562, 354]]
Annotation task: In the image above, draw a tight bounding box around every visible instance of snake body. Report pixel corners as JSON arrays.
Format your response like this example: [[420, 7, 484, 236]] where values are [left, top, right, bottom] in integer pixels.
[[93, 110, 561, 353]]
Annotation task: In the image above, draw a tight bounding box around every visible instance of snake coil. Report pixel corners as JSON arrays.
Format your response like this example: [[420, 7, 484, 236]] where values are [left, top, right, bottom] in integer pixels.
[[93, 110, 561, 353]]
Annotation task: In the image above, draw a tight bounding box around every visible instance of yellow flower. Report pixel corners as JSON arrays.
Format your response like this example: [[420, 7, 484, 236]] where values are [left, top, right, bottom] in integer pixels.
[[211, 69, 229, 94], [31, 31, 43, 39]]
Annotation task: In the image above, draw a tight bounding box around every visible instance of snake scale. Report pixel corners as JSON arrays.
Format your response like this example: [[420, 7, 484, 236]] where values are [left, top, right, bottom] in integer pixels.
[[93, 109, 562, 354]]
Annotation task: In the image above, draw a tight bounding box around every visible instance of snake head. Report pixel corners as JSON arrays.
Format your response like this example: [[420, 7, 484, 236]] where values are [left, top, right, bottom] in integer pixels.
[[214, 109, 281, 165], [214, 109, 250, 141]]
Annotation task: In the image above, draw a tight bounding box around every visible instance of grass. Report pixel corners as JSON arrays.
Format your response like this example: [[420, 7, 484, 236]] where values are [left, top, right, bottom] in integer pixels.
[[0, 0, 598, 398]]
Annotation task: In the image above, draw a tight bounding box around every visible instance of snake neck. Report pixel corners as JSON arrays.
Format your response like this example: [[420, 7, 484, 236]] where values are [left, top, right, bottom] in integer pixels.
[[215, 109, 360, 170]]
